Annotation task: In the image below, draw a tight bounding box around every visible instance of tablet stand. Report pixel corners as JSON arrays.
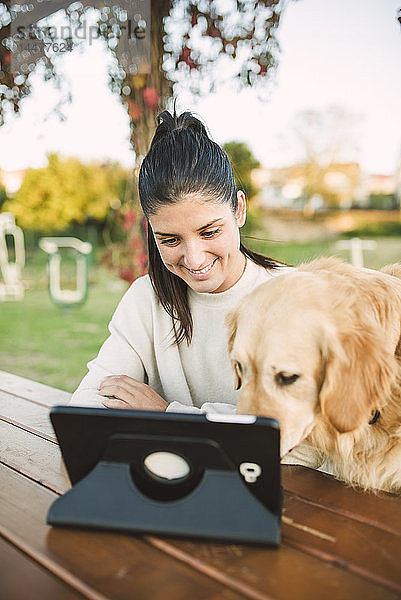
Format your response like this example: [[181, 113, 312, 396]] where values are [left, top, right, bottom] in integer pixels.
[[47, 433, 280, 546]]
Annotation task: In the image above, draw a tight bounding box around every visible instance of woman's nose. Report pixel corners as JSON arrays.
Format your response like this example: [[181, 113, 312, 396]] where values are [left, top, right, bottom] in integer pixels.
[[182, 242, 206, 269]]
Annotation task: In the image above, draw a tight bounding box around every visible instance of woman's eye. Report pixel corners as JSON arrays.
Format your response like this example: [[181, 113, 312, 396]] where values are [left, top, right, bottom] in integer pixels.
[[202, 228, 220, 238], [159, 229, 220, 245], [275, 372, 300, 386], [160, 238, 179, 245]]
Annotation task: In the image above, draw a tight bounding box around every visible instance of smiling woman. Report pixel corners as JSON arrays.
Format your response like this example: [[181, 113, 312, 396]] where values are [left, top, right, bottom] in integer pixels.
[[150, 197, 246, 294], [69, 107, 292, 413]]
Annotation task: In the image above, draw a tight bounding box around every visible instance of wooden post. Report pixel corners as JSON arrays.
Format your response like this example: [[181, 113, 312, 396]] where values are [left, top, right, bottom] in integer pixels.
[[335, 237, 377, 268]]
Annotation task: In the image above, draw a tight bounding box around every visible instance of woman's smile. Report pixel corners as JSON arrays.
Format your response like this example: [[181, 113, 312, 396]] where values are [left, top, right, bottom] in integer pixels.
[[184, 257, 219, 278]]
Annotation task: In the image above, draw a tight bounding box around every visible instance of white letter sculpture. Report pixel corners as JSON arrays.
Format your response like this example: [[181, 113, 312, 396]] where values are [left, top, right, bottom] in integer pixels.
[[39, 237, 92, 308], [0, 212, 25, 301]]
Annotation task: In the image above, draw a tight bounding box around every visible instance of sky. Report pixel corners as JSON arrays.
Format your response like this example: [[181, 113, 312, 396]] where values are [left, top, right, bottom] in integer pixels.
[[0, 0, 400, 175]]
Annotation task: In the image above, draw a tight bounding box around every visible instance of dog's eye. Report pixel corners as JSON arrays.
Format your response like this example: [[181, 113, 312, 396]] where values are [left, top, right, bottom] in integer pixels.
[[275, 372, 299, 386], [233, 361, 242, 390]]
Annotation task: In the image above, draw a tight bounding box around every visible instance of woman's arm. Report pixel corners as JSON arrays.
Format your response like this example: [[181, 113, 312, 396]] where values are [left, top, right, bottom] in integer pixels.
[[96, 373, 236, 413], [69, 318, 148, 407], [70, 276, 163, 408]]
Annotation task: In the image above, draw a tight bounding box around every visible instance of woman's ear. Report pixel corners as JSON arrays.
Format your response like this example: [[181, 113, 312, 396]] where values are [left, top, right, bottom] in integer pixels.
[[235, 190, 247, 227], [319, 325, 398, 433]]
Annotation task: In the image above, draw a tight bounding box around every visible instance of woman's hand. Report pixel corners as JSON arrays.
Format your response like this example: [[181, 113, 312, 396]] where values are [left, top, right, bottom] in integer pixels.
[[98, 375, 168, 411]]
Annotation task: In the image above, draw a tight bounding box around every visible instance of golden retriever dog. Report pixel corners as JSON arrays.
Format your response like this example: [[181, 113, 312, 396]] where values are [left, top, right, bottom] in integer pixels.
[[226, 258, 401, 494]]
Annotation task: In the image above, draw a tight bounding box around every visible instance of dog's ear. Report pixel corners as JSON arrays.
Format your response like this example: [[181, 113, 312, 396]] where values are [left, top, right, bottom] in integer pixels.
[[380, 263, 401, 357], [225, 308, 239, 354], [319, 325, 397, 433], [380, 262, 401, 280]]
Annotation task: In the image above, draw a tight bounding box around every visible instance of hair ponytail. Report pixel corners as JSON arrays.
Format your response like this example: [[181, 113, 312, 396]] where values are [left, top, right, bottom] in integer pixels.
[[147, 226, 192, 345], [150, 108, 209, 151]]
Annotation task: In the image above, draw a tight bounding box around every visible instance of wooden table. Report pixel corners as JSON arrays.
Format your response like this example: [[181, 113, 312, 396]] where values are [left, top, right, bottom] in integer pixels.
[[1, 369, 400, 600]]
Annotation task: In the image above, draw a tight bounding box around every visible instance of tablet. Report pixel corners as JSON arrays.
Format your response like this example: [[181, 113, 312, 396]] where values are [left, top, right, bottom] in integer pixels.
[[48, 406, 282, 546]]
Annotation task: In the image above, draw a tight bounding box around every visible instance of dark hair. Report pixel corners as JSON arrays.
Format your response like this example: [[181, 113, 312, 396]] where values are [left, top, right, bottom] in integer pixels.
[[138, 106, 280, 345]]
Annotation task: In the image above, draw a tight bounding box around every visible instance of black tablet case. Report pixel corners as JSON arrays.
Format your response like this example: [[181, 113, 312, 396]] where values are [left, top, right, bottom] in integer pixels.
[[47, 407, 282, 546]]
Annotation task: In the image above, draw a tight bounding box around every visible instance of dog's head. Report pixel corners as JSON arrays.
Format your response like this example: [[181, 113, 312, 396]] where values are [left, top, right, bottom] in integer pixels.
[[226, 262, 401, 457]]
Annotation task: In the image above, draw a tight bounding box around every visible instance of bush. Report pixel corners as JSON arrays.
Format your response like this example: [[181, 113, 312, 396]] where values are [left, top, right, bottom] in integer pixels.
[[366, 194, 399, 210], [342, 221, 401, 238], [4, 154, 128, 232], [0, 184, 8, 210], [222, 141, 260, 200]]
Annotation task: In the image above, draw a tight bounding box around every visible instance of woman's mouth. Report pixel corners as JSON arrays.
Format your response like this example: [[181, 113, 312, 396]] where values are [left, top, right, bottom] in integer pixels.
[[184, 258, 218, 278]]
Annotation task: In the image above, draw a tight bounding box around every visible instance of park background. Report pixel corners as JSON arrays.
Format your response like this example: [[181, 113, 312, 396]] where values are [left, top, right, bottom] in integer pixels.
[[0, 0, 400, 393]]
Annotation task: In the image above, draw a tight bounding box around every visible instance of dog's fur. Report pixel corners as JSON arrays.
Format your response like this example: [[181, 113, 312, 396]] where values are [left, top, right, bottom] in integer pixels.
[[226, 258, 401, 494]]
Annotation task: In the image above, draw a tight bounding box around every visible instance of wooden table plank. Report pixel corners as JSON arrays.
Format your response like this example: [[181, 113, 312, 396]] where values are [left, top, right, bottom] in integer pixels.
[[0, 390, 56, 441], [1, 421, 399, 600], [0, 370, 71, 407], [0, 419, 66, 493], [0, 536, 86, 600], [154, 537, 401, 600], [282, 465, 401, 535], [0, 465, 243, 600], [282, 495, 401, 592]]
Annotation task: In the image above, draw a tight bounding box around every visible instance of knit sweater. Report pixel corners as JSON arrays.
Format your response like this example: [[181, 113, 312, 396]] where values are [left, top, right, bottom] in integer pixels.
[[69, 257, 292, 412]]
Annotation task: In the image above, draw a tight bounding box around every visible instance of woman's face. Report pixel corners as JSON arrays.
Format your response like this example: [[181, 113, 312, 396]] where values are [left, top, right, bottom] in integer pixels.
[[149, 192, 247, 294]]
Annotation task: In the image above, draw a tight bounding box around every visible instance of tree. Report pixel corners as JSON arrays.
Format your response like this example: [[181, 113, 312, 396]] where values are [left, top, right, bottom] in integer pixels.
[[1, 0, 290, 152], [4, 153, 127, 231], [1, 0, 292, 282], [223, 140, 260, 199], [292, 106, 360, 167]]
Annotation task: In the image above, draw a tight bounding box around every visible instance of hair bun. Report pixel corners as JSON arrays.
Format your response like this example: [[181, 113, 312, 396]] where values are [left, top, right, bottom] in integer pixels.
[[150, 107, 209, 149]]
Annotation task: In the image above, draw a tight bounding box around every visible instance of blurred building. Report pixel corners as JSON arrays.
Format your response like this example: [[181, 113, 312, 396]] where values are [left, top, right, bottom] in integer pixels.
[[252, 164, 304, 208], [364, 173, 397, 196], [252, 162, 400, 210]]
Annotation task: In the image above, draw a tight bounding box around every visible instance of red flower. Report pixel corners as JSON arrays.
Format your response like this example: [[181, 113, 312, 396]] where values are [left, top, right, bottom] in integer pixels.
[[123, 209, 136, 231], [127, 101, 142, 122], [119, 266, 135, 283], [142, 87, 159, 110]]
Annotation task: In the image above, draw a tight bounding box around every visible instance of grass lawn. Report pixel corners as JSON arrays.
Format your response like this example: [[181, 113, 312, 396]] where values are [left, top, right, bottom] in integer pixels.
[[0, 252, 128, 392], [244, 236, 401, 270], [1, 236, 400, 392]]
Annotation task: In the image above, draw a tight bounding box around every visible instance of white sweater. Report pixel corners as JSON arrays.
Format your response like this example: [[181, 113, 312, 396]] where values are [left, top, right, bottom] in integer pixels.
[[70, 257, 292, 413]]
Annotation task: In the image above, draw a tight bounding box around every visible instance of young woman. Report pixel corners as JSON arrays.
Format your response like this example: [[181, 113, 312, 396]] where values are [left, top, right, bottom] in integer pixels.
[[70, 108, 292, 413]]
